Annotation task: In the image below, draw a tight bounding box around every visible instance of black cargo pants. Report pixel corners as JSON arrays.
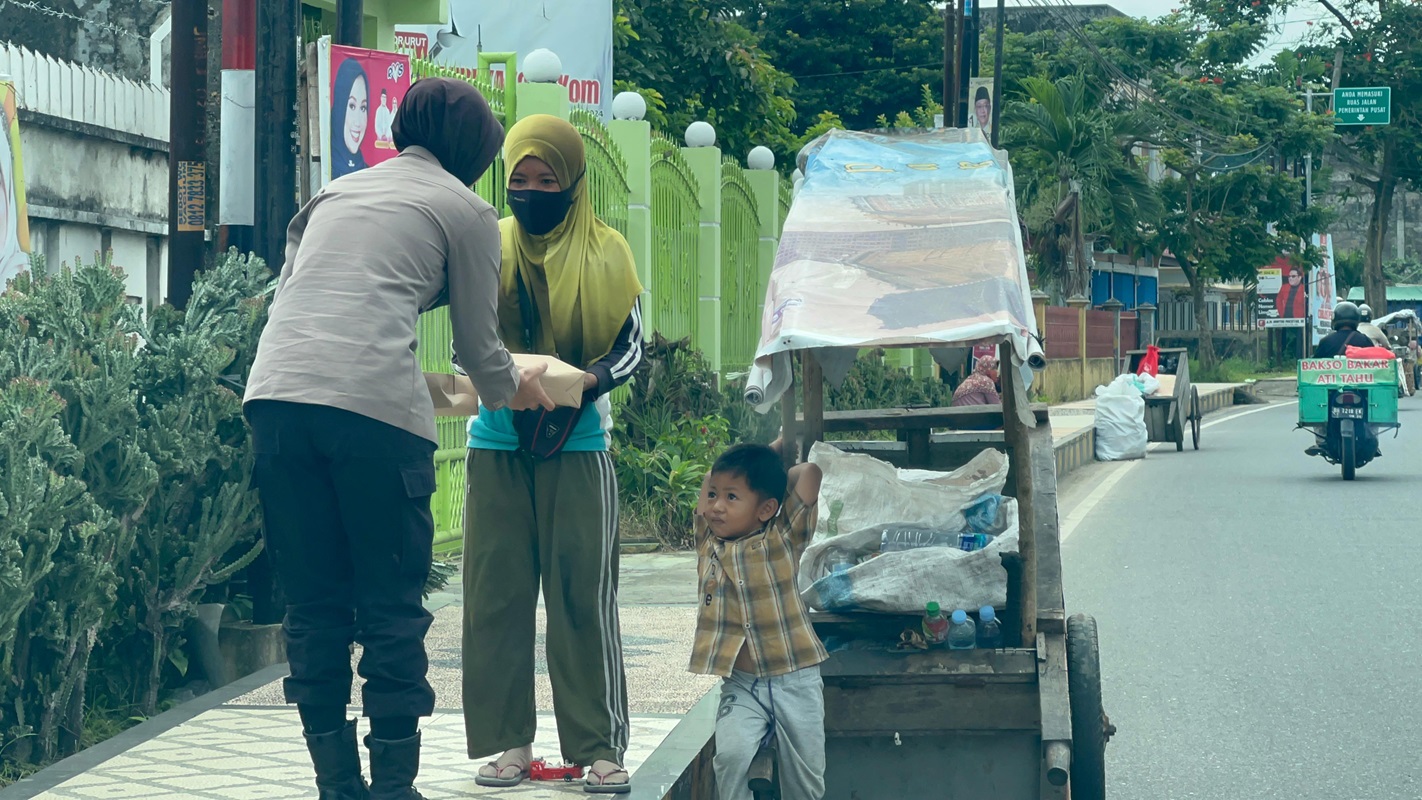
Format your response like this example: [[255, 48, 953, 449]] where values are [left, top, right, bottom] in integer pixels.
[[246, 399, 438, 719]]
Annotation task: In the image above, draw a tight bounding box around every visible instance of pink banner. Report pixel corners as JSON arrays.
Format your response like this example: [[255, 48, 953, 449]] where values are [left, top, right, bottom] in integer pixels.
[[328, 45, 412, 182]]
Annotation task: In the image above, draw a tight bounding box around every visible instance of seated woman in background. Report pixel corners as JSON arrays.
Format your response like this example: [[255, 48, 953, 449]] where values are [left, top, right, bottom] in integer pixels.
[[951, 355, 1001, 407]]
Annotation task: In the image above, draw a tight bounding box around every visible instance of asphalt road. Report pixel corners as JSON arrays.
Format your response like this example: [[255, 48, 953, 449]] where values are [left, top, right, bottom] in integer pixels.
[[1059, 396, 1422, 800]]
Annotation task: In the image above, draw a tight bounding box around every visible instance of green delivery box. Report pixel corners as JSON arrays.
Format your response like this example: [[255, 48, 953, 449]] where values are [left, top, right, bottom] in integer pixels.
[[1297, 357, 1399, 425]]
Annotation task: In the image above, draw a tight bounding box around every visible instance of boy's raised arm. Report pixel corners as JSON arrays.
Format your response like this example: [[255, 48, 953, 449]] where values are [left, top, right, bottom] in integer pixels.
[[787, 462, 822, 508]]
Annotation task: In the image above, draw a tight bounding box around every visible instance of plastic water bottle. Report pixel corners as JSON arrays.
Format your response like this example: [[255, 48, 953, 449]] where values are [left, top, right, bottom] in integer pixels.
[[922, 602, 949, 645], [880, 526, 959, 553], [947, 609, 976, 650], [976, 606, 1003, 649]]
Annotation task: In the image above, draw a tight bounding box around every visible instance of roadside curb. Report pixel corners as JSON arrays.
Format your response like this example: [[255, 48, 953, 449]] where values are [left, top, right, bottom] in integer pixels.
[[1052, 384, 1247, 482]]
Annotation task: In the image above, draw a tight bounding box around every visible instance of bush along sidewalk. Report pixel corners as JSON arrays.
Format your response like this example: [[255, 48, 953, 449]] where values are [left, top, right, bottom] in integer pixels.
[[0, 250, 270, 774]]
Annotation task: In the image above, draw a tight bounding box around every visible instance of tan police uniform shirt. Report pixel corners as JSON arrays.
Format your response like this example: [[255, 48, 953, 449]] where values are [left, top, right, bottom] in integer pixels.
[[244, 147, 518, 442]]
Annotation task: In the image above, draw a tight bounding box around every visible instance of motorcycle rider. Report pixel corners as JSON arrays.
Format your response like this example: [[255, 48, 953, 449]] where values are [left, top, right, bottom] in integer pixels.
[[1356, 303, 1390, 347], [1314, 301, 1372, 358], [1307, 301, 1381, 458]]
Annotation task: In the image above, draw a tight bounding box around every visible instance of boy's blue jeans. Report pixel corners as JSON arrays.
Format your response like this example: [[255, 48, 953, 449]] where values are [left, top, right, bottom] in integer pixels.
[[714, 664, 825, 800]]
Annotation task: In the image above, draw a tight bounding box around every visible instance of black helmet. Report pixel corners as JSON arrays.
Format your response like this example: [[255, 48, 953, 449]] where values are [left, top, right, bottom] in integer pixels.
[[1333, 301, 1361, 330], [1359, 303, 1373, 322]]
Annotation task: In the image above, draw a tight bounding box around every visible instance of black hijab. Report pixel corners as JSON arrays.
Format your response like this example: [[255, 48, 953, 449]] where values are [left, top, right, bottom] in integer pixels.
[[331, 58, 370, 178], [393, 77, 504, 186]]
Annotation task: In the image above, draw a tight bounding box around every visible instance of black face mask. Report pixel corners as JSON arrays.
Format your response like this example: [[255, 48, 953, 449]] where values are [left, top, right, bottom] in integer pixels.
[[508, 183, 577, 236]]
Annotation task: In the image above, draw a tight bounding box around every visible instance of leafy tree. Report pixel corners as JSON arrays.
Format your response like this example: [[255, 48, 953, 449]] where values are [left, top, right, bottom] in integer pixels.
[[735, 0, 944, 133], [614, 0, 799, 162], [1001, 74, 1162, 297], [1202, 0, 1422, 313], [1155, 158, 1328, 366]]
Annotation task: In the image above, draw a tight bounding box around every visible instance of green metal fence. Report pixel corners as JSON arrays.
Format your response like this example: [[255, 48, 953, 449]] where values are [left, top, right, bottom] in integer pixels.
[[571, 109, 631, 238], [649, 135, 702, 341], [720, 157, 762, 374]]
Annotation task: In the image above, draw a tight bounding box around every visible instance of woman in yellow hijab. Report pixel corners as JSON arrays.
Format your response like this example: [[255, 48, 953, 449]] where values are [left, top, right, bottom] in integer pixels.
[[461, 115, 642, 794]]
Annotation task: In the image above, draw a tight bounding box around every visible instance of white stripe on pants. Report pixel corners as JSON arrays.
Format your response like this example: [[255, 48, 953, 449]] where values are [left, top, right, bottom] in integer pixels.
[[714, 665, 825, 800]]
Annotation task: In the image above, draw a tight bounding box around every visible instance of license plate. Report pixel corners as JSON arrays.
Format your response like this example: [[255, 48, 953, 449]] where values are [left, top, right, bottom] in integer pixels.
[[1331, 406, 1365, 419]]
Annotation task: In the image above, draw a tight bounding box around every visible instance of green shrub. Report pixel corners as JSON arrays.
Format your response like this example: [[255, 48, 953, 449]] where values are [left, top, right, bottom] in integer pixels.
[[0, 250, 270, 771]]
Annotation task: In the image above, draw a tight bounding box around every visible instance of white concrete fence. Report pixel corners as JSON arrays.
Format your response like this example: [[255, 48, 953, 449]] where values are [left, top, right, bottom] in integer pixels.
[[1, 43, 171, 305]]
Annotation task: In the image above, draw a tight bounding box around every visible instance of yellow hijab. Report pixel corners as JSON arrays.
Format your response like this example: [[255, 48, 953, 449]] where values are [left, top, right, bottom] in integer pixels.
[[498, 114, 643, 368]]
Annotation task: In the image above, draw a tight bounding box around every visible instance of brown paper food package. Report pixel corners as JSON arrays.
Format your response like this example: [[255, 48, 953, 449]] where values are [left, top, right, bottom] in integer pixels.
[[425, 372, 479, 417], [511, 353, 586, 408]]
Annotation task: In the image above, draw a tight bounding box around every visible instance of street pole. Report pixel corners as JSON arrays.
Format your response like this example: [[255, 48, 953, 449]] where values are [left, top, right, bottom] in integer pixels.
[[953, 0, 967, 127], [990, 0, 1005, 148], [943, 0, 957, 126], [337, 0, 363, 47], [167, 0, 208, 309], [1304, 88, 1314, 360], [251, 0, 299, 626], [961, 0, 978, 128]]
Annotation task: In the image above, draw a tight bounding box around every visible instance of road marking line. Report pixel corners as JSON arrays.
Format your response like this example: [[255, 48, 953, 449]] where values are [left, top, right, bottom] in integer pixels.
[[1061, 461, 1138, 542], [1060, 400, 1298, 543]]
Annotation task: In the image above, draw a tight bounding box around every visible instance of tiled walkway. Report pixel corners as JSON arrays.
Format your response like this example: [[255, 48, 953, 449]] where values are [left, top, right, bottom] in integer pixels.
[[33, 708, 681, 799]]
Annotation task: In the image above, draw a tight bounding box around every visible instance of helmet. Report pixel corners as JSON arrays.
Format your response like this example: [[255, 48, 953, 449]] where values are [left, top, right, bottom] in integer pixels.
[[1359, 303, 1373, 322], [1332, 301, 1361, 330]]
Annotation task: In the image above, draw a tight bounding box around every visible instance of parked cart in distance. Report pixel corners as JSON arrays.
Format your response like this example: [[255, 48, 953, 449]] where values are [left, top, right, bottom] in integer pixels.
[[1127, 347, 1200, 451]]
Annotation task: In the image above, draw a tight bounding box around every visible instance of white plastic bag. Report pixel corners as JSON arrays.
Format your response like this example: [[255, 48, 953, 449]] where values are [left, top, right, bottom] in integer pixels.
[[799, 500, 1020, 614], [807, 443, 1009, 539], [1094, 374, 1147, 461], [1137, 372, 1161, 397]]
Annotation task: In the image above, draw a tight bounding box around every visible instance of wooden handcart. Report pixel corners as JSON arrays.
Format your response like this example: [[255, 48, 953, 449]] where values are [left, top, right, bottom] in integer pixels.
[[631, 127, 1112, 800], [1127, 347, 1200, 451]]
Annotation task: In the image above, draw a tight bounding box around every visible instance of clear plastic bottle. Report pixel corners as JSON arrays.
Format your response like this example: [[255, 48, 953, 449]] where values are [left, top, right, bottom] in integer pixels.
[[922, 602, 949, 645], [976, 606, 1003, 649], [947, 609, 977, 650], [880, 526, 959, 553]]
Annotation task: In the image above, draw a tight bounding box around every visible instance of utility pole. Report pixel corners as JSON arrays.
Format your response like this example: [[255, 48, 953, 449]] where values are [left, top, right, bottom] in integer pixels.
[[960, 0, 977, 128], [953, 0, 966, 127], [991, 0, 1005, 148], [1304, 88, 1315, 359], [337, 0, 364, 47], [943, 0, 956, 125], [251, 0, 299, 626], [167, 0, 208, 309]]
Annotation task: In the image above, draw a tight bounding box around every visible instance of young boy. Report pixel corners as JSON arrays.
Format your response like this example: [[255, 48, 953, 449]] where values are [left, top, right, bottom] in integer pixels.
[[690, 442, 828, 800]]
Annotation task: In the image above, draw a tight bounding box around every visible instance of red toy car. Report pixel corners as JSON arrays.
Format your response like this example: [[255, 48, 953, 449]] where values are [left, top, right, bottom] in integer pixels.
[[528, 758, 586, 782]]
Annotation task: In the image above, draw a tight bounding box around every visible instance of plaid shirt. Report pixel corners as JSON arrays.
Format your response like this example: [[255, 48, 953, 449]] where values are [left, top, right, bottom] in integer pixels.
[[688, 491, 829, 678]]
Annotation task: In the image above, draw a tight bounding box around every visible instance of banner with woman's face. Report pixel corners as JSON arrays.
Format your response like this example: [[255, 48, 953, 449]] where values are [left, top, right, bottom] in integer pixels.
[[0, 81, 31, 286], [318, 40, 413, 185]]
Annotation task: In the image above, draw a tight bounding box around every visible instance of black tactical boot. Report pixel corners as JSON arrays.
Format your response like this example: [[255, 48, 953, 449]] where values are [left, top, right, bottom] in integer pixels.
[[304, 720, 370, 799], [365, 732, 426, 800]]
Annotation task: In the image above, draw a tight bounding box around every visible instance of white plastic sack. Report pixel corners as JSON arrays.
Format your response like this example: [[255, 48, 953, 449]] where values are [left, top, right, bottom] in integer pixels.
[[1137, 373, 1161, 397], [807, 443, 1009, 539], [798, 500, 1020, 614], [1094, 374, 1147, 461]]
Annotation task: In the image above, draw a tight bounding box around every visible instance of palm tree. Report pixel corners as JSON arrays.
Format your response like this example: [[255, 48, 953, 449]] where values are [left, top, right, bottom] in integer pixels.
[[1002, 74, 1162, 298]]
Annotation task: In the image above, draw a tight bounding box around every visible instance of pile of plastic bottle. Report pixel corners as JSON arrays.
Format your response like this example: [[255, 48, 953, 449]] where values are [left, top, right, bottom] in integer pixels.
[[922, 603, 1003, 649]]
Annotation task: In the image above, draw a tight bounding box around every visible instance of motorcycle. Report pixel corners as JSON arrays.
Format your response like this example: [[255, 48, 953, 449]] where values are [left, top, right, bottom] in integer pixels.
[[1298, 357, 1401, 480]]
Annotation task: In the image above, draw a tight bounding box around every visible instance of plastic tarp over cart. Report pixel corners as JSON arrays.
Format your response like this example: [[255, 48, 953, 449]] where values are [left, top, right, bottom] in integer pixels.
[[743, 127, 1046, 419]]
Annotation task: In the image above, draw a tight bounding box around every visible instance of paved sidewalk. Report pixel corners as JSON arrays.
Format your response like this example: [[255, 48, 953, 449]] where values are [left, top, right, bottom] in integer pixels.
[[2, 390, 1252, 799]]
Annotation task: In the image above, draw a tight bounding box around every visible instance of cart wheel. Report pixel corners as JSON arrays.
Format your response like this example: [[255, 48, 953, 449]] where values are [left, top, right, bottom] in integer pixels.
[[1174, 411, 1184, 452], [1067, 614, 1110, 800], [1190, 386, 1201, 450]]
